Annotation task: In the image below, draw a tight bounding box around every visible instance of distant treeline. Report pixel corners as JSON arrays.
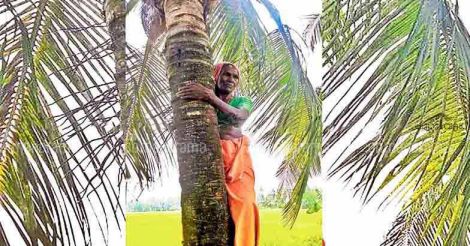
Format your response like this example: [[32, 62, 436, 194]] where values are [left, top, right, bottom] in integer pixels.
[[127, 188, 322, 213], [127, 198, 180, 212], [257, 188, 322, 214]]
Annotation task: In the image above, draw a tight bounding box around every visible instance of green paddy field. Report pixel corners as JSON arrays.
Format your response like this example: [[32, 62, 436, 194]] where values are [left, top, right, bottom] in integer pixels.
[[126, 209, 322, 245]]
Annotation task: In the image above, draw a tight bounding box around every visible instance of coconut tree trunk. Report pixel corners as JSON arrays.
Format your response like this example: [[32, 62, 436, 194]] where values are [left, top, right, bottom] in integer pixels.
[[163, 0, 229, 245], [105, 0, 130, 140]]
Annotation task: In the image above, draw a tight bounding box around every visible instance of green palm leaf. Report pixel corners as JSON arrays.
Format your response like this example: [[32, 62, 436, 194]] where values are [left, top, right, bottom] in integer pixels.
[[0, 0, 126, 244], [323, 0, 470, 243], [124, 44, 175, 184]]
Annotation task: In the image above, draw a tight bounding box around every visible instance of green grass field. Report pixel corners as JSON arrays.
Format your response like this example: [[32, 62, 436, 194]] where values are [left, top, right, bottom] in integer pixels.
[[126, 209, 322, 245]]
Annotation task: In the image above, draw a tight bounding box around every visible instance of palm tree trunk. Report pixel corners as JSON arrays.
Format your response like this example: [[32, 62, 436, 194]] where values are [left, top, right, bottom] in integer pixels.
[[163, 0, 229, 245], [105, 0, 129, 139]]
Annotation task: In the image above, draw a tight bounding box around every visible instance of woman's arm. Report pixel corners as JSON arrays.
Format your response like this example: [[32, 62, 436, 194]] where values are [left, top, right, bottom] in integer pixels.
[[176, 81, 249, 123], [209, 95, 249, 122]]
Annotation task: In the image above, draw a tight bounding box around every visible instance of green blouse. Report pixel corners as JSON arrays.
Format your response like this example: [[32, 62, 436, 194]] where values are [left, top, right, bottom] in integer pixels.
[[217, 96, 254, 127]]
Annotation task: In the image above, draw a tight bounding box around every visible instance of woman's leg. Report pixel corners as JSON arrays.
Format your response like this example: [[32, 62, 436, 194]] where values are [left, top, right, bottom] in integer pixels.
[[221, 136, 260, 246], [226, 177, 259, 246]]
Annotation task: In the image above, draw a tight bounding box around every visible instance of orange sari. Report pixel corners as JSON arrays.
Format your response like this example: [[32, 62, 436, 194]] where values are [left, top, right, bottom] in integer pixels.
[[220, 135, 260, 246]]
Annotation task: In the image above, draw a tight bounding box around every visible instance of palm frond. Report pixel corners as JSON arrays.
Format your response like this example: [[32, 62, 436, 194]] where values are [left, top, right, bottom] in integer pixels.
[[382, 189, 470, 245], [303, 13, 321, 52], [208, 0, 322, 228], [322, 0, 470, 243], [124, 44, 175, 185], [381, 191, 445, 246], [0, 0, 125, 244]]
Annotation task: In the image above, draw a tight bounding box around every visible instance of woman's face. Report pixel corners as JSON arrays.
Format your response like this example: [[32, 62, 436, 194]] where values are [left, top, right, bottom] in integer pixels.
[[216, 65, 239, 94]]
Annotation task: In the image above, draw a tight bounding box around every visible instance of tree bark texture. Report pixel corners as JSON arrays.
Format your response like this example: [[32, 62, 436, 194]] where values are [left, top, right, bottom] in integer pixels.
[[164, 0, 229, 245], [105, 0, 131, 144]]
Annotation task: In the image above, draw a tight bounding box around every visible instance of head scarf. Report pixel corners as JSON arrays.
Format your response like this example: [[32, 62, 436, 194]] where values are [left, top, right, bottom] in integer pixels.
[[212, 62, 240, 83]]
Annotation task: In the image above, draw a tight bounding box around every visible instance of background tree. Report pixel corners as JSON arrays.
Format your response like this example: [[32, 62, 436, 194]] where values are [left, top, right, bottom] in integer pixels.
[[302, 188, 322, 214], [321, 0, 470, 244]]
